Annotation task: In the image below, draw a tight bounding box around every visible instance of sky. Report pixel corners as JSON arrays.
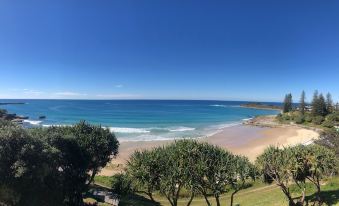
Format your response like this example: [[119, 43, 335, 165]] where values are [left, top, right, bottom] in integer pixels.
[[0, 0, 338, 102]]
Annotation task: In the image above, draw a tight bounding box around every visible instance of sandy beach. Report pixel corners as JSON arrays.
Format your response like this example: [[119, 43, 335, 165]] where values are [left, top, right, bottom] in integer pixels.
[[100, 116, 319, 176]]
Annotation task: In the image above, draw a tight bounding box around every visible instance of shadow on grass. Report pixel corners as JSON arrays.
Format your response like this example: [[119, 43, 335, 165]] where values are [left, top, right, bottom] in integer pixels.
[[120, 194, 161, 206], [304, 190, 339, 206]]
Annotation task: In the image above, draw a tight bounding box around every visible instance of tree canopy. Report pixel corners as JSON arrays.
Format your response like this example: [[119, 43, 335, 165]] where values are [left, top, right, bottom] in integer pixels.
[[0, 120, 119, 206]]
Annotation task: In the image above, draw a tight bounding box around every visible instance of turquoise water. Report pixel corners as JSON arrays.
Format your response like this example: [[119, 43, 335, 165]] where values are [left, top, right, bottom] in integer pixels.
[[1, 100, 279, 141]]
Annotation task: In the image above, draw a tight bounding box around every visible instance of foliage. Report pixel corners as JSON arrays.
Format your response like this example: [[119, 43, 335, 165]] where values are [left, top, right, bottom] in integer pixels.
[[312, 116, 324, 125], [0, 120, 119, 206], [111, 174, 133, 197], [300, 90, 306, 115], [126, 148, 163, 201], [126, 140, 254, 206], [312, 91, 329, 117], [322, 120, 334, 128], [283, 93, 293, 113], [256, 145, 337, 206], [316, 129, 339, 159]]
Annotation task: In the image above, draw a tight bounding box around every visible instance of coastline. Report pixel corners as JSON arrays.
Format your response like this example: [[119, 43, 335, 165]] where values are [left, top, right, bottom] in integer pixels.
[[100, 115, 319, 176]]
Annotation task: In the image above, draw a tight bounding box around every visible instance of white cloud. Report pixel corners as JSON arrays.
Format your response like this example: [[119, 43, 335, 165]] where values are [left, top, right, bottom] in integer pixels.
[[23, 89, 44, 96], [115, 84, 123, 88], [96, 94, 140, 99], [54, 92, 88, 97]]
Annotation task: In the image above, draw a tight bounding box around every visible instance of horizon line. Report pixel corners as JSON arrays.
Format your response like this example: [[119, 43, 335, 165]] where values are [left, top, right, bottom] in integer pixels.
[[0, 98, 284, 103]]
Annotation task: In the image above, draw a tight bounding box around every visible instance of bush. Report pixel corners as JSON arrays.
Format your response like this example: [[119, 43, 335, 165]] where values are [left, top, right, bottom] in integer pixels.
[[294, 115, 304, 124], [313, 116, 324, 125], [327, 113, 339, 122], [111, 174, 132, 197], [305, 114, 313, 123], [322, 120, 335, 128]]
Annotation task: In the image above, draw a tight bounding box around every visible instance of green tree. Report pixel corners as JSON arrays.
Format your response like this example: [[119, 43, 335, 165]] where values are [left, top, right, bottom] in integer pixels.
[[299, 90, 306, 115], [316, 130, 339, 158], [0, 120, 119, 206], [126, 148, 163, 201], [256, 146, 296, 206], [229, 156, 255, 206], [311, 91, 328, 116], [283, 93, 293, 113], [311, 90, 319, 116], [304, 145, 337, 204], [326, 93, 334, 114]]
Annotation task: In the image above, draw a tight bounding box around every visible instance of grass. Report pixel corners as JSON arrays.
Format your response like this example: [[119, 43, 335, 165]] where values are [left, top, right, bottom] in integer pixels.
[[94, 176, 339, 206]]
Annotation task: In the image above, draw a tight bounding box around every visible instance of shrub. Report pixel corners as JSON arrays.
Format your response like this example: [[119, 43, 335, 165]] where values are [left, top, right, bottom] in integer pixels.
[[313, 116, 324, 125], [111, 174, 132, 197], [305, 114, 313, 123], [326, 113, 339, 122], [322, 120, 334, 128], [294, 115, 304, 124]]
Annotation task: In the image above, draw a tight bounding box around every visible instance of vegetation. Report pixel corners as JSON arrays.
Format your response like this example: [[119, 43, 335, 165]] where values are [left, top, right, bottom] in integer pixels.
[[283, 93, 293, 113], [240, 103, 282, 110], [126, 140, 254, 206], [278, 90, 339, 129], [0, 120, 119, 206], [256, 145, 337, 206]]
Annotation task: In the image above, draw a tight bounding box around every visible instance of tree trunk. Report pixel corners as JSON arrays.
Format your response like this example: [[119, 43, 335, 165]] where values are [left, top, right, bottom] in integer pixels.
[[186, 192, 195, 206], [148, 192, 155, 202], [215, 195, 221, 206], [230, 190, 238, 206], [316, 184, 322, 206], [202, 193, 212, 206]]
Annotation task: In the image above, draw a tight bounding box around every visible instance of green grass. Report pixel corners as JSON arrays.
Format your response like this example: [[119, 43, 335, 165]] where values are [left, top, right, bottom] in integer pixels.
[[116, 177, 339, 206], [93, 175, 339, 205], [94, 175, 114, 188]]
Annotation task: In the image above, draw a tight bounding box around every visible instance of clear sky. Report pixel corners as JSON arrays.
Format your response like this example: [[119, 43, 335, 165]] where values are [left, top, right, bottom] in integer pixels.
[[0, 0, 338, 102]]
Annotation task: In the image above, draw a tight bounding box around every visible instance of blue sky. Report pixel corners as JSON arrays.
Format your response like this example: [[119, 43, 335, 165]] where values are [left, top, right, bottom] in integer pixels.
[[0, 0, 338, 102]]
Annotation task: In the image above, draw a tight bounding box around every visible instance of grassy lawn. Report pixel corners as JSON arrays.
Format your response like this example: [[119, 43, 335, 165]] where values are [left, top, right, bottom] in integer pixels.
[[94, 176, 339, 206]]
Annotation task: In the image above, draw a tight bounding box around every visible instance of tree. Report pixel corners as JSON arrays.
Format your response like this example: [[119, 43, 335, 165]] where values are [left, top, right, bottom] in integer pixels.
[[283, 93, 293, 113], [303, 145, 337, 204], [40, 122, 119, 205], [311, 90, 319, 116], [0, 120, 63, 206], [192, 143, 235, 206], [0, 120, 119, 206], [256, 145, 337, 206], [326, 93, 334, 114], [256, 146, 296, 206], [316, 129, 339, 158], [158, 140, 201, 206], [229, 156, 255, 206], [311, 91, 327, 116], [126, 148, 163, 201], [299, 90, 306, 115]]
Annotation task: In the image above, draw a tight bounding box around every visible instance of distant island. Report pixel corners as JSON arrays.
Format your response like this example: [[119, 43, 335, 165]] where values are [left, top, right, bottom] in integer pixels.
[[0, 102, 26, 105], [240, 102, 282, 110]]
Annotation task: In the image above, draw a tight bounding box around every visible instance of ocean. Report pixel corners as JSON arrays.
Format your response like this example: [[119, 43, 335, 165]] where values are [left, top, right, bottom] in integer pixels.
[[0, 100, 280, 141]]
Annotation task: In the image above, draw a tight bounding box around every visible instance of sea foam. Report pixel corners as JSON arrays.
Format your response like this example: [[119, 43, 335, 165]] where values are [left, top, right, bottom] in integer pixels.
[[109, 127, 151, 134], [23, 120, 42, 125]]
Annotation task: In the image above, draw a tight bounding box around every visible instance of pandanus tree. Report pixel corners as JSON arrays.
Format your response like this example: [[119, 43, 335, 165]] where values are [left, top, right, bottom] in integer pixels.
[[256, 146, 296, 206], [256, 145, 337, 206], [303, 144, 337, 204], [126, 148, 163, 201], [229, 156, 255, 206], [127, 140, 256, 206]]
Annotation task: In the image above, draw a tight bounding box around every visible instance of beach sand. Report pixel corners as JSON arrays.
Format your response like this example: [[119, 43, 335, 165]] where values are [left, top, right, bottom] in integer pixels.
[[99, 121, 319, 176]]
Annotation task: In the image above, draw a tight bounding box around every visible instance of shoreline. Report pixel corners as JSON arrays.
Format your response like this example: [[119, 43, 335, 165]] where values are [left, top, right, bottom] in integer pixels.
[[99, 115, 319, 176]]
